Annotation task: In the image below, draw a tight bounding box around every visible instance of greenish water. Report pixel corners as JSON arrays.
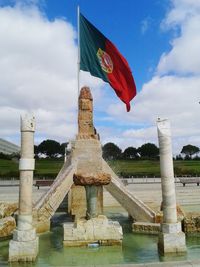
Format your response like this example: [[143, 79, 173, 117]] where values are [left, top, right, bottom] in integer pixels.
[[1, 210, 200, 266]]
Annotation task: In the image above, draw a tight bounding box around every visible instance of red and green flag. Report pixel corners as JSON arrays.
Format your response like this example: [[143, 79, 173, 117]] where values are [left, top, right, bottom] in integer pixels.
[[80, 13, 137, 112]]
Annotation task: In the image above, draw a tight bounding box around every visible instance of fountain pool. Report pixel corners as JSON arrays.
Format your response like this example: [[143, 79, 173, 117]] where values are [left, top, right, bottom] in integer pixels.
[[1, 209, 200, 266]]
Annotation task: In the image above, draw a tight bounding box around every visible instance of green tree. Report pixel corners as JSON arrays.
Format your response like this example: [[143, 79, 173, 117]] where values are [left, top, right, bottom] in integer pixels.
[[37, 139, 61, 158], [102, 142, 122, 160], [138, 143, 159, 159], [60, 142, 69, 156], [123, 147, 138, 159], [181, 144, 199, 159]]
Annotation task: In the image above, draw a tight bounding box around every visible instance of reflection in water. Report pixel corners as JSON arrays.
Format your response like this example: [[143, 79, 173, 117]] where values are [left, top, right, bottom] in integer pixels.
[[1, 210, 200, 266], [122, 231, 159, 263]]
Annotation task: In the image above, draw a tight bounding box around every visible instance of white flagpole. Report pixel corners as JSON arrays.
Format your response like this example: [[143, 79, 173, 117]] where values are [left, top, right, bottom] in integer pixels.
[[77, 6, 80, 100], [77, 6, 80, 135]]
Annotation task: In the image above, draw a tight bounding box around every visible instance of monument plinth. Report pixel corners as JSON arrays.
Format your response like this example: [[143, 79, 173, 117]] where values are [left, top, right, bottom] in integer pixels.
[[9, 115, 38, 262], [63, 215, 122, 247], [157, 118, 186, 255], [63, 87, 123, 246]]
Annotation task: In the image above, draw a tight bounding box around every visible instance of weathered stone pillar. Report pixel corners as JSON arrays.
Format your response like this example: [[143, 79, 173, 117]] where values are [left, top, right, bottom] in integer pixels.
[[157, 118, 186, 255], [9, 114, 39, 262]]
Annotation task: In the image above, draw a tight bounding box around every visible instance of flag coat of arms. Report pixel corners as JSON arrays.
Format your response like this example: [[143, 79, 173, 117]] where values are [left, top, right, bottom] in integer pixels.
[[79, 13, 137, 112]]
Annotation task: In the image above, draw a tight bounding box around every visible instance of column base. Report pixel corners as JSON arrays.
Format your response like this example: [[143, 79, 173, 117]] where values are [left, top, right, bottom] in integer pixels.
[[8, 228, 39, 262], [158, 222, 186, 255]]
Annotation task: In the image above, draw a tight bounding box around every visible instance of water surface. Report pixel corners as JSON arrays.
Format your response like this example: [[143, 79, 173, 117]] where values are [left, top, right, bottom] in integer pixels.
[[1, 209, 200, 266]]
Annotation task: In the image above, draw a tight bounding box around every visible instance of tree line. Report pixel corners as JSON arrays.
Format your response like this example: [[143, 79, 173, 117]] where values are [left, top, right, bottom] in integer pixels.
[[34, 140, 69, 158], [102, 142, 159, 160], [34, 140, 160, 160], [0, 139, 199, 160], [102, 143, 200, 160]]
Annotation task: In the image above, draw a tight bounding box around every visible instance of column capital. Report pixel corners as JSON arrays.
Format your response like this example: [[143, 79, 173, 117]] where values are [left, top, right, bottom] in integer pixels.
[[157, 118, 171, 136], [20, 114, 35, 132]]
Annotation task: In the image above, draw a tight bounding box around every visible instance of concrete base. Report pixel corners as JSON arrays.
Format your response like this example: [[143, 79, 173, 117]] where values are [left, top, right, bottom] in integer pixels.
[[63, 215, 122, 247], [9, 228, 39, 262], [158, 222, 186, 255]]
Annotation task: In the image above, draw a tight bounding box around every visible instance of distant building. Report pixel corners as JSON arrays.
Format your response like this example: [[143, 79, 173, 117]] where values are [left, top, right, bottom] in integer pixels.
[[0, 138, 20, 155]]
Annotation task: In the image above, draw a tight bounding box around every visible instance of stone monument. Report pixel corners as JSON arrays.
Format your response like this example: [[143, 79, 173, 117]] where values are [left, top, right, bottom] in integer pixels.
[[73, 87, 111, 219], [63, 87, 122, 246], [157, 118, 186, 255], [9, 114, 39, 261]]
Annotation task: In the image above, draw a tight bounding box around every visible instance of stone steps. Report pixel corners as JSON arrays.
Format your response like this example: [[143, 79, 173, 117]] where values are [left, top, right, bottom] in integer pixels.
[[103, 160, 156, 222], [34, 158, 76, 222]]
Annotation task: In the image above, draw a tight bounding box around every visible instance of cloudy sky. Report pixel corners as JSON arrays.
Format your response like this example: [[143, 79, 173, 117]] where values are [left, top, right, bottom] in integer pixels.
[[0, 0, 200, 155]]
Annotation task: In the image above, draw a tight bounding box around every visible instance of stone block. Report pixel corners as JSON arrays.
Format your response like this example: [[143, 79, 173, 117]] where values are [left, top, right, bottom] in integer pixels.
[[132, 222, 160, 234], [161, 222, 182, 234], [158, 231, 186, 255], [9, 236, 39, 262], [69, 185, 87, 219], [63, 215, 122, 247], [13, 228, 36, 242], [72, 139, 103, 174]]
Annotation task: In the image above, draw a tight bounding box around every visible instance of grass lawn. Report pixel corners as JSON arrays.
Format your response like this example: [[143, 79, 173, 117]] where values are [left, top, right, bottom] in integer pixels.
[[0, 158, 200, 178], [108, 160, 200, 177], [174, 160, 200, 176], [0, 158, 64, 178], [108, 160, 161, 177], [35, 159, 63, 177], [0, 159, 19, 177]]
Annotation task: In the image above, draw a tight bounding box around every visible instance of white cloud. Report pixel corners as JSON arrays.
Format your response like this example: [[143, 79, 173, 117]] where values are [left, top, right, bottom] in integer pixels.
[[163, 0, 200, 26], [0, 4, 104, 145], [106, 0, 200, 154], [158, 0, 200, 75], [107, 74, 200, 154]]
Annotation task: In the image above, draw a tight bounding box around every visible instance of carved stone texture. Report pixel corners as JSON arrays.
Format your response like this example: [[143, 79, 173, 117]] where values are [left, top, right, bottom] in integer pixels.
[[78, 87, 98, 139], [73, 172, 111, 186], [0, 202, 18, 219], [0, 216, 16, 239], [79, 86, 92, 100], [21, 114, 35, 132], [183, 213, 200, 233], [132, 222, 160, 235]]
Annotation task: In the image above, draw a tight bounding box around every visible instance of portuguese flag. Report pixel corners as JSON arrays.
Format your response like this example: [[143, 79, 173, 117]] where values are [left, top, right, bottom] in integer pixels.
[[80, 13, 137, 112]]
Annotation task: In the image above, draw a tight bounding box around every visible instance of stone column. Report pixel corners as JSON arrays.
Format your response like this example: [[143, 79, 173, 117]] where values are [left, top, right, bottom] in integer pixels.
[[9, 114, 39, 262], [85, 185, 98, 219], [157, 118, 186, 255]]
